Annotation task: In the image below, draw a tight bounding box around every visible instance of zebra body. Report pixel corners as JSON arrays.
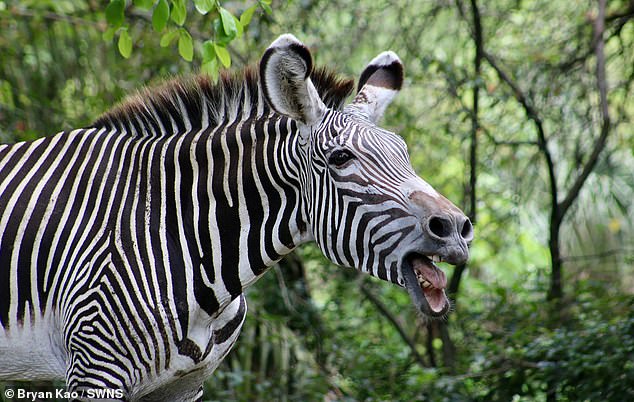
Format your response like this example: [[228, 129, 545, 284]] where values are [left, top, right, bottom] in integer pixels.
[[0, 35, 472, 400]]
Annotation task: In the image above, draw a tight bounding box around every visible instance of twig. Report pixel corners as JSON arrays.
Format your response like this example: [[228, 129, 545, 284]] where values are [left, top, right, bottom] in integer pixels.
[[557, 3, 634, 72], [273, 265, 296, 314], [481, 50, 560, 222], [359, 281, 429, 369], [449, 359, 548, 381], [468, 0, 482, 225], [561, 248, 633, 263], [7, 6, 106, 30], [557, 0, 612, 218]]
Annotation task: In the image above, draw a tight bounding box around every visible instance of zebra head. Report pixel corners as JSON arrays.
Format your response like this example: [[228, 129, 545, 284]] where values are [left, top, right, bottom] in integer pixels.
[[260, 34, 473, 317]]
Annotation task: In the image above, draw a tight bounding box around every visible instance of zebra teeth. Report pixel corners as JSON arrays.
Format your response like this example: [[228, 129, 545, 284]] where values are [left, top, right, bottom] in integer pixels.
[[416, 274, 432, 288], [430, 255, 442, 263]]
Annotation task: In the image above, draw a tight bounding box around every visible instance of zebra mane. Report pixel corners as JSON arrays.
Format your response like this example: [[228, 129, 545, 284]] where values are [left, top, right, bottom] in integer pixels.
[[90, 65, 354, 133]]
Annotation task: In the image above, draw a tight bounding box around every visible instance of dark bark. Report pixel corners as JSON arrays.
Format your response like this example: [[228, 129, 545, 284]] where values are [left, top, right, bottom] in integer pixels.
[[480, 48, 566, 300], [468, 0, 481, 227], [551, 0, 612, 299], [475, 0, 613, 301], [432, 0, 484, 373], [426, 322, 437, 368], [449, 0, 483, 299]]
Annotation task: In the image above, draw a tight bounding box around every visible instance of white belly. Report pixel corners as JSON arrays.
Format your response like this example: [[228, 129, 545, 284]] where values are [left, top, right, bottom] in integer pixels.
[[0, 316, 67, 381]]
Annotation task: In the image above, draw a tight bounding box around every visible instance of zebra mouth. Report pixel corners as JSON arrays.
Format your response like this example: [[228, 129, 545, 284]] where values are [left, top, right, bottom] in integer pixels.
[[402, 253, 449, 317]]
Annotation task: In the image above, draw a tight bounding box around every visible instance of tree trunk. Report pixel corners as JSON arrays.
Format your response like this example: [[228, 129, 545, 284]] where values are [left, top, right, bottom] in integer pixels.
[[548, 214, 563, 300]]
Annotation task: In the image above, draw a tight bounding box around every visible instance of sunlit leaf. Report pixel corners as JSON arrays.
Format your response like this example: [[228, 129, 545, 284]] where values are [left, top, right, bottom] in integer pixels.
[[202, 40, 216, 62], [133, 0, 155, 10], [212, 18, 235, 46], [171, 0, 187, 26], [178, 29, 193, 61], [202, 57, 219, 82], [194, 0, 215, 15], [214, 43, 231, 68], [159, 29, 178, 47], [218, 7, 238, 37], [117, 28, 133, 58], [240, 4, 258, 26], [233, 15, 243, 37], [152, 0, 169, 31]]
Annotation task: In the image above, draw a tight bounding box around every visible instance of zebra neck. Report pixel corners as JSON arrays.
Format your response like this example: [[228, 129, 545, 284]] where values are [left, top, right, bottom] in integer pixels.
[[159, 112, 311, 315]]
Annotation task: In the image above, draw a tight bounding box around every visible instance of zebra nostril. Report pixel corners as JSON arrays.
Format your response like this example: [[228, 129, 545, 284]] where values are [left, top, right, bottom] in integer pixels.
[[428, 216, 451, 238], [461, 218, 473, 240]]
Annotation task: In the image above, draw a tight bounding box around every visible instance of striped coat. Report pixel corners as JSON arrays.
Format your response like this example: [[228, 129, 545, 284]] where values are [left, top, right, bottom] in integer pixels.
[[0, 34, 471, 401]]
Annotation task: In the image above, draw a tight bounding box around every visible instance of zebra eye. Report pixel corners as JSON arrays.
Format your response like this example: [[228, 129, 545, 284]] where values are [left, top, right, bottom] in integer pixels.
[[328, 149, 355, 167]]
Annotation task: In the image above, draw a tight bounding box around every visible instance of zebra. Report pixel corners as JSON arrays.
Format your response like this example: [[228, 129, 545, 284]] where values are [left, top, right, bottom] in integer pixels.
[[0, 34, 472, 401]]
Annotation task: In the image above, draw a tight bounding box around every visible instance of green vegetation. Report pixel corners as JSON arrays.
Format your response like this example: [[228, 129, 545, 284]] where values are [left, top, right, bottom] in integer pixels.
[[1, 0, 633, 401]]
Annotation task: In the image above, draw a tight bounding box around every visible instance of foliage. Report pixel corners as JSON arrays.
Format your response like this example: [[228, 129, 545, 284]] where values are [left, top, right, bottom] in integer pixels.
[[103, 0, 272, 79], [427, 292, 634, 402], [0, 0, 633, 401]]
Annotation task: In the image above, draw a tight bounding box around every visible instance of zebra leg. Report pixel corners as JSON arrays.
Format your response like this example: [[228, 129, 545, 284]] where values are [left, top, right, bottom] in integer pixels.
[[137, 295, 247, 402], [62, 292, 133, 399], [64, 343, 131, 401], [207, 294, 247, 366]]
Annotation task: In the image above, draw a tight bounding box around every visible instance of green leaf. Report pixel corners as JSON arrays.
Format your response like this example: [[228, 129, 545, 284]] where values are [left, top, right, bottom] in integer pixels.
[[118, 28, 133, 58], [171, 0, 187, 26], [218, 7, 238, 37], [0, 80, 15, 110], [194, 0, 215, 15], [105, 0, 125, 28], [233, 15, 243, 38], [214, 44, 231, 68], [102, 26, 117, 42], [258, 0, 272, 15], [160, 29, 179, 47], [178, 29, 193, 62], [133, 0, 155, 10], [202, 40, 216, 62], [202, 57, 219, 82], [152, 0, 169, 31], [212, 18, 234, 46], [240, 4, 257, 26]]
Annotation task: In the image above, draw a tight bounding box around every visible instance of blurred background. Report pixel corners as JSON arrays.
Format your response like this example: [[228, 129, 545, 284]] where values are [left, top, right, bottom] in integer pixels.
[[1, 0, 633, 401]]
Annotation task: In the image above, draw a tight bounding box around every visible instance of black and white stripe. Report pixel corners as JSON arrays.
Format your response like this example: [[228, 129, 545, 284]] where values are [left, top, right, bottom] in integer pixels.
[[0, 34, 471, 400]]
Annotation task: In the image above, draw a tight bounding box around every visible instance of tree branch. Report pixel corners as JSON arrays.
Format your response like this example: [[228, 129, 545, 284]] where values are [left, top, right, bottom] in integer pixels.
[[558, 2, 634, 72], [468, 0, 482, 226], [458, 5, 561, 228], [447, 0, 484, 301], [557, 0, 612, 217], [481, 51, 559, 207], [359, 282, 429, 369], [457, 3, 567, 299], [561, 248, 634, 263], [8, 6, 105, 30]]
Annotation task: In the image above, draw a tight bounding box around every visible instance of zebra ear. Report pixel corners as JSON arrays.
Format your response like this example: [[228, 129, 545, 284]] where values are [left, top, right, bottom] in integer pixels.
[[260, 34, 326, 126], [344, 51, 403, 124]]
